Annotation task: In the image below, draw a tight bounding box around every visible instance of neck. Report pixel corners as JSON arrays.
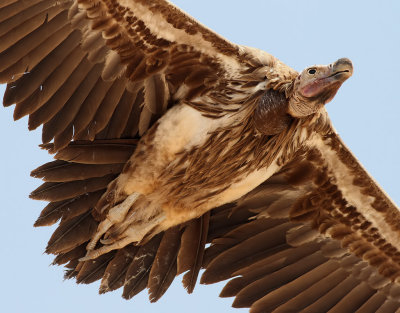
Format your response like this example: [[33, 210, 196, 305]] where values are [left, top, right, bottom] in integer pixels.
[[288, 92, 323, 118]]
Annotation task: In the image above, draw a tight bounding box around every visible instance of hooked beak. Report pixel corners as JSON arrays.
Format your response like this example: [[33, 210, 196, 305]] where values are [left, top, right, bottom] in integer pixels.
[[330, 58, 353, 81], [301, 58, 353, 100]]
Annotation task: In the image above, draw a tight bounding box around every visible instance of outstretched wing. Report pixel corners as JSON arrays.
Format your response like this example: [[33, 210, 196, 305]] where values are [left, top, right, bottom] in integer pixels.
[[1, 0, 295, 151], [201, 115, 400, 312], [3, 1, 400, 312]]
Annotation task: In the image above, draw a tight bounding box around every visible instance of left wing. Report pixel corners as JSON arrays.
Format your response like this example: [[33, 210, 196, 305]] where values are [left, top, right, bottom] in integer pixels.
[[202, 112, 400, 312]]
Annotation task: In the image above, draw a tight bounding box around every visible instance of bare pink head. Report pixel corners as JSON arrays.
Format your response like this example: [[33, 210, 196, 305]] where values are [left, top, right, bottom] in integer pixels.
[[288, 58, 353, 117]]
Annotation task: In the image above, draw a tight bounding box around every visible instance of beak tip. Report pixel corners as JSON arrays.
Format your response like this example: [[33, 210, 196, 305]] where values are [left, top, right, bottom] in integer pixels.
[[333, 57, 354, 77]]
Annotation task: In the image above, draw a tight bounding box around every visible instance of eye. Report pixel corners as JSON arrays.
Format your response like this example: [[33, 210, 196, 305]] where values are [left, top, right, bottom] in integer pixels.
[[308, 68, 317, 75]]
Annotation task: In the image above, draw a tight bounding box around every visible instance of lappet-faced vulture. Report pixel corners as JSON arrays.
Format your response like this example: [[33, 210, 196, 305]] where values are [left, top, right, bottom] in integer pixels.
[[1, 1, 400, 312]]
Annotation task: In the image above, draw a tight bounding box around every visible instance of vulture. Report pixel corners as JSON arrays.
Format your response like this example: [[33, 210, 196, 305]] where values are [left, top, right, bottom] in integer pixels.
[[1, 1, 400, 312]]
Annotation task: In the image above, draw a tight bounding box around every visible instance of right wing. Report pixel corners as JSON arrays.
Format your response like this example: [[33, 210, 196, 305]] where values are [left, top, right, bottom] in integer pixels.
[[1, 0, 296, 305], [202, 118, 400, 312]]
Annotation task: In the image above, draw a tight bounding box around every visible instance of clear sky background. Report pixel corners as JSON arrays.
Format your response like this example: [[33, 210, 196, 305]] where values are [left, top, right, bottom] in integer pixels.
[[1, 1, 400, 313]]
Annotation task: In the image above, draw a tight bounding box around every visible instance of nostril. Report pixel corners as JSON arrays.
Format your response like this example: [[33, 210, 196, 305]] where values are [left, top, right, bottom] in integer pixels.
[[335, 58, 353, 67], [332, 58, 353, 73]]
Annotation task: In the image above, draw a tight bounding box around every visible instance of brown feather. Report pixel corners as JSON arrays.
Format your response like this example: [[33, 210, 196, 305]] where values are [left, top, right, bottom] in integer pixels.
[[12, 89, 40, 120], [3, 30, 81, 106], [87, 45, 108, 64], [41, 63, 103, 143], [80, 30, 103, 52], [355, 292, 387, 313], [28, 58, 93, 130], [204, 218, 286, 270], [231, 251, 328, 308], [286, 224, 320, 247], [122, 235, 162, 299], [41, 139, 137, 164], [302, 276, 360, 312], [30, 174, 115, 202], [76, 251, 116, 284], [46, 210, 97, 254], [101, 89, 138, 139], [0, 0, 43, 23], [375, 300, 400, 313], [67, 0, 78, 19], [53, 123, 74, 151], [87, 78, 127, 135], [0, 18, 72, 85], [72, 79, 114, 136], [219, 242, 322, 298], [138, 105, 153, 136], [248, 260, 340, 312], [185, 67, 215, 88], [0, 7, 69, 71], [102, 50, 125, 81], [121, 88, 144, 138], [327, 282, 376, 313], [148, 227, 181, 302], [168, 52, 201, 68], [206, 205, 254, 244], [100, 245, 139, 293], [178, 212, 210, 293], [52, 244, 87, 266], [31, 160, 124, 182], [0, 1, 20, 11], [64, 266, 79, 280], [74, 119, 99, 142], [272, 268, 349, 312], [0, 2, 67, 53], [202, 221, 296, 284], [18, 40, 84, 118], [34, 190, 104, 227], [144, 74, 168, 115]]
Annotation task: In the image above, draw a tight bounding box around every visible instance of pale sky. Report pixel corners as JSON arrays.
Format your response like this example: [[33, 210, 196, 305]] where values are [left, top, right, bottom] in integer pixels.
[[1, 1, 399, 313]]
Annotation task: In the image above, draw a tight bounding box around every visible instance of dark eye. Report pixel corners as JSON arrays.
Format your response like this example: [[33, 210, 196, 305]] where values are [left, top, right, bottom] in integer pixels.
[[308, 68, 316, 75]]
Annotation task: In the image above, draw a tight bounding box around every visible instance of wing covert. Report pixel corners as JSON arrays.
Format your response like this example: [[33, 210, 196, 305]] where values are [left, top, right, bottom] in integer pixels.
[[1, 0, 296, 150]]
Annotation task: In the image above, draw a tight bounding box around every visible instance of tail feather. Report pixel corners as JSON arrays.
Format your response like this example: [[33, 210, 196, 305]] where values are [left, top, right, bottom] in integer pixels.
[[122, 235, 162, 300], [99, 245, 139, 294], [178, 212, 210, 294], [148, 227, 181, 302], [46, 210, 97, 254], [76, 251, 117, 284]]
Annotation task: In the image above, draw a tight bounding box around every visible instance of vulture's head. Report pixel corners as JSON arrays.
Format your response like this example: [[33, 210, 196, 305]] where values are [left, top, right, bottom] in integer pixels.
[[288, 58, 353, 117]]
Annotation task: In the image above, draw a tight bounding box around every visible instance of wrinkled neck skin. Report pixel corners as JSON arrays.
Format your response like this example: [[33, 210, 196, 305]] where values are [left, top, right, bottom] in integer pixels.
[[287, 58, 353, 118], [288, 82, 342, 117], [288, 87, 325, 118]]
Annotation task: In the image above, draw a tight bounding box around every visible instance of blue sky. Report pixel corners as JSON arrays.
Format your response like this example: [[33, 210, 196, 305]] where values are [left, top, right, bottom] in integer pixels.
[[1, 1, 399, 312]]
